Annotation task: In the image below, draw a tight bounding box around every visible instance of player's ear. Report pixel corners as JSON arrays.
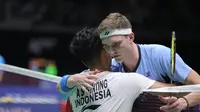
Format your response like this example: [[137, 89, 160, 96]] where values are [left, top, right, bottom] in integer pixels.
[[128, 33, 135, 41]]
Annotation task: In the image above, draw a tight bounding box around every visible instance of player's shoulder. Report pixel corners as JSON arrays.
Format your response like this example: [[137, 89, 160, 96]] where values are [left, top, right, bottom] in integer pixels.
[[111, 72, 144, 79], [115, 72, 151, 86], [139, 44, 169, 51], [107, 72, 132, 79], [125, 72, 147, 78], [139, 44, 170, 57], [107, 72, 126, 77], [99, 72, 126, 83]]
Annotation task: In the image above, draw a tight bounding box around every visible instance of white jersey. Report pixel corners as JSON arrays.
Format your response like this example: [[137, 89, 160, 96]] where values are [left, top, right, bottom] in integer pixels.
[[68, 71, 155, 112]]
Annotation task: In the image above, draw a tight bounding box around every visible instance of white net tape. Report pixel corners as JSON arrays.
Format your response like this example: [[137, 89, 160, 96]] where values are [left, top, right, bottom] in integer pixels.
[[0, 63, 200, 93], [143, 84, 200, 93], [0, 63, 61, 83]]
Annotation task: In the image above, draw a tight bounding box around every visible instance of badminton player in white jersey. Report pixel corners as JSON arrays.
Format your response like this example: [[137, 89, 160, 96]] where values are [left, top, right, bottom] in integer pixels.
[[58, 27, 180, 112], [60, 13, 200, 112]]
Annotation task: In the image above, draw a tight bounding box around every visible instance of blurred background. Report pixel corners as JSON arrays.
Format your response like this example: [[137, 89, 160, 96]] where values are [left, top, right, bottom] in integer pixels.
[[0, 0, 199, 111]]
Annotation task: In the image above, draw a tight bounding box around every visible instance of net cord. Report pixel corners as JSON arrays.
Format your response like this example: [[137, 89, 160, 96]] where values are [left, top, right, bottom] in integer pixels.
[[0, 63, 61, 83]]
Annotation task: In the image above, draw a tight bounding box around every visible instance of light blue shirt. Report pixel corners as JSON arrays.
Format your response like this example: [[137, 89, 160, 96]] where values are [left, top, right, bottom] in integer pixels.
[[0, 55, 5, 64], [110, 44, 191, 83], [0, 55, 5, 73]]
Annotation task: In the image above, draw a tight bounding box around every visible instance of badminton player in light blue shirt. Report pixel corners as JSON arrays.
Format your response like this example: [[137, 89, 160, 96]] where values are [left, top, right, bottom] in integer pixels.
[[97, 13, 200, 112]]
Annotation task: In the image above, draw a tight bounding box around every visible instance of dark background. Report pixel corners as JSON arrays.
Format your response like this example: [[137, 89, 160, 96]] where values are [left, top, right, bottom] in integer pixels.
[[0, 0, 199, 76]]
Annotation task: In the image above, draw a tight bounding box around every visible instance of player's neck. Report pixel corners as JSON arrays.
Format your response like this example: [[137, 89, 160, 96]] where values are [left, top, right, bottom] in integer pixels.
[[90, 65, 109, 72], [123, 43, 139, 72]]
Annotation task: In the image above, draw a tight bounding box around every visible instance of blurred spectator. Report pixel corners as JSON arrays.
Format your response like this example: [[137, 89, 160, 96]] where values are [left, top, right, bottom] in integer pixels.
[[0, 55, 5, 82]]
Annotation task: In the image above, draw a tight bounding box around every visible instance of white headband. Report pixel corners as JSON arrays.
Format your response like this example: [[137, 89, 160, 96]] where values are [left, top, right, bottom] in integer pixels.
[[100, 28, 132, 39]]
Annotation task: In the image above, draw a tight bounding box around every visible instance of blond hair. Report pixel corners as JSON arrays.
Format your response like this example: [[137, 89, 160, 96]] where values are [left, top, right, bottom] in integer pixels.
[[98, 13, 132, 33]]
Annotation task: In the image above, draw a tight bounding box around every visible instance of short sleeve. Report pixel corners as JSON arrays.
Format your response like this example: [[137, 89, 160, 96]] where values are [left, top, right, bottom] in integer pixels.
[[153, 45, 191, 83], [120, 73, 155, 98]]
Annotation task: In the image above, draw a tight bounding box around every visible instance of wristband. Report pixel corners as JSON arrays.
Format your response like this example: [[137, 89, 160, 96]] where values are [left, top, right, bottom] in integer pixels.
[[60, 75, 73, 92]]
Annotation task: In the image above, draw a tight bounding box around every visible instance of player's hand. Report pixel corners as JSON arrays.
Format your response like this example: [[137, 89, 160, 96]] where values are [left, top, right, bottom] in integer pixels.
[[159, 96, 187, 112], [69, 70, 99, 94]]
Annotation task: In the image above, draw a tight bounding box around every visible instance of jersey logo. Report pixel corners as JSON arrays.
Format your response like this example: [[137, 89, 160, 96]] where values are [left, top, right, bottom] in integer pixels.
[[81, 105, 101, 112], [146, 71, 150, 77], [104, 31, 110, 35]]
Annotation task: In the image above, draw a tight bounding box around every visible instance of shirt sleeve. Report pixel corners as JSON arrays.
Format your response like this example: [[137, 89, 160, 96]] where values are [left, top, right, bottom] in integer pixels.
[[153, 45, 191, 83], [120, 73, 155, 98]]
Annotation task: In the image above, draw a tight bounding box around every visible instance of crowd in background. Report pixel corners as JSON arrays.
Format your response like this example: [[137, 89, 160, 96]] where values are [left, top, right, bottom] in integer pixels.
[[0, 0, 199, 84]]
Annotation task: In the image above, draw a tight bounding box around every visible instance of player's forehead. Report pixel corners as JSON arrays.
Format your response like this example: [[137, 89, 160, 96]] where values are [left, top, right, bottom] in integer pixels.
[[102, 35, 126, 45]]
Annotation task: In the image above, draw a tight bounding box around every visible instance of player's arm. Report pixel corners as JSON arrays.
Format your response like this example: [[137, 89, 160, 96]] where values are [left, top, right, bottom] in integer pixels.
[[156, 45, 200, 109], [180, 69, 200, 109], [155, 45, 200, 84]]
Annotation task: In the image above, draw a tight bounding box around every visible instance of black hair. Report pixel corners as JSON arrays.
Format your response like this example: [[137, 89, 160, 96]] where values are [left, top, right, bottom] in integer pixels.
[[69, 27, 103, 67]]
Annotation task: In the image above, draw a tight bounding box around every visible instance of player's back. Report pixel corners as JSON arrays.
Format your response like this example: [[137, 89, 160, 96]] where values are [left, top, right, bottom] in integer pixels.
[[69, 71, 154, 112]]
